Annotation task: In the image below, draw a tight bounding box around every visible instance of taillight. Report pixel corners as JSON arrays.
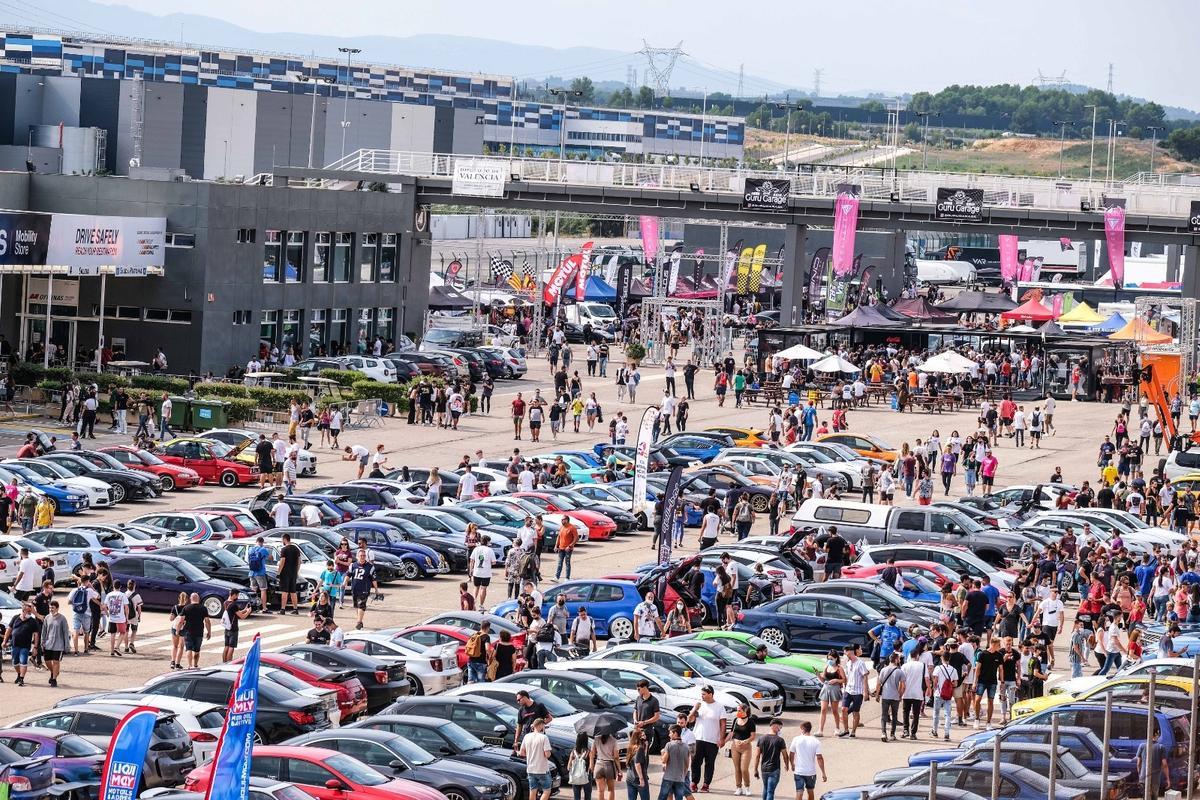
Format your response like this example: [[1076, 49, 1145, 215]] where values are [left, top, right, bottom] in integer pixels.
[[184, 777, 200, 791], [430, 657, 443, 672], [736, 612, 746, 622], [342, 512, 353, 521], [768, 569, 785, 578], [189, 731, 217, 743], [375, 669, 389, 684], [335, 684, 353, 705], [0, 560, 7, 570], [288, 710, 317, 725], [100, 548, 113, 555], [8, 777, 31, 792]]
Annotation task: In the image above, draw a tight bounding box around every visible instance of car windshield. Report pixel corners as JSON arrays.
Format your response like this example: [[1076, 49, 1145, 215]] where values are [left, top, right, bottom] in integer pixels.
[[672, 650, 719, 677], [86, 451, 126, 469], [583, 679, 632, 706], [135, 450, 166, 465], [794, 448, 833, 464], [12, 537, 51, 554], [524, 689, 579, 717], [58, 734, 104, 757], [905, 574, 942, 595], [642, 664, 694, 689], [294, 541, 326, 561], [18, 461, 71, 479], [438, 722, 487, 751], [56, 457, 99, 475], [324, 753, 389, 786], [206, 548, 246, 568], [418, 513, 468, 532], [175, 560, 212, 582]]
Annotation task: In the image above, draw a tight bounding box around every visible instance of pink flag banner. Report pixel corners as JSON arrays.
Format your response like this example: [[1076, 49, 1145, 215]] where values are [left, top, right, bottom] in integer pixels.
[[1104, 200, 1127, 289], [998, 235, 1019, 283], [830, 185, 860, 277], [1059, 237, 1075, 251], [1019, 259, 1036, 282], [1051, 294, 1064, 316], [639, 216, 660, 264], [574, 241, 595, 300]]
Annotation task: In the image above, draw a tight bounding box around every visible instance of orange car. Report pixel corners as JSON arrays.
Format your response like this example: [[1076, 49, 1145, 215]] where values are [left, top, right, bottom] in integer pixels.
[[704, 427, 770, 448], [817, 432, 898, 463]]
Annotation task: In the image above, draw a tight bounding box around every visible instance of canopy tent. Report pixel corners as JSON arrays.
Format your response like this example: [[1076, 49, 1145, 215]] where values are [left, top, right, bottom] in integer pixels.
[[1038, 321, 1067, 336], [811, 354, 861, 373], [582, 276, 616, 302], [1090, 312, 1128, 333], [629, 278, 652, 298], [936, 291, 1017, 314], [830, 305, 896, 328], [1055, 302, 1106, 326], [1004, 324, 1038, 334], [918, 351, 977, 374], [775, 344, 826, 361], [872, 303, 908, 322], [1000, 298, 1056, 322], [1108, 317, 1174, 344], [428, 285, 477, 308], [891, 296, 958, 324]]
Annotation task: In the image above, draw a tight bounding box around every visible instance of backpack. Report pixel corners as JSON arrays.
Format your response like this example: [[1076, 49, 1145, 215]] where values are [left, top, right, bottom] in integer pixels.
[[248, 548, 267, 573], [937, 666, 955, 701], [465, 632, 486, 659], [70, 587, 88, 615], [536, 623, 556, 644]]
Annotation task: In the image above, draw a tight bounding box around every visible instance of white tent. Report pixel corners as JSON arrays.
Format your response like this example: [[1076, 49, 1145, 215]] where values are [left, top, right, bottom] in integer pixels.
[[918, 351, 976, 374], [775, 344, 826, 361], [811, 354, 860, 373]]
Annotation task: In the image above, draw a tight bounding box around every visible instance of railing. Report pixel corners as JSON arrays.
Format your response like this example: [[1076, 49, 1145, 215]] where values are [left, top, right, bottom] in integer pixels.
[[314, 149, 1200, 221]]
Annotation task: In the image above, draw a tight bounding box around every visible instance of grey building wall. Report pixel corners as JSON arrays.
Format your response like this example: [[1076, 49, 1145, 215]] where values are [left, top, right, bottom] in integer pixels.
[[79, 78, 120, 172], [11, 75, 46, 150], [451, 107, 485, 155], [321, 96, 393, 167], [40, 76, 80, 128], [179, 84, 207, 179], [141, 82, 185, 171]]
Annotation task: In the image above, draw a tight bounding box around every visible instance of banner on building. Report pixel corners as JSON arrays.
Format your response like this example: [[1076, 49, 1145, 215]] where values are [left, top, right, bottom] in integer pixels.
[[691, 249, 704, 289], [47, 214, 165, 269], [998, 235, 1019, 284], [631, 407, 657, 520], [830, 185, 860, 277], [451, 159, 506, 198], [1189, 200, 1200, 234], [203, 636, 262, 800], [1104, 199, 1126, 289], [655, 466, 684, 566], [807, 246, 830, 310], [934, 188, 985, 222], [747, 244, 768, 293], [615, 261, 633, 319], [28, 277, 80, 307], [98, 706, 159, 800], [741, 178, 791, 212], [0, 212, 51, 266]]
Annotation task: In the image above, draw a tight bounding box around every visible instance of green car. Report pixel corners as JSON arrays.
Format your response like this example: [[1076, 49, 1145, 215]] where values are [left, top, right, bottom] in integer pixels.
[[683, 630, 826, 676]]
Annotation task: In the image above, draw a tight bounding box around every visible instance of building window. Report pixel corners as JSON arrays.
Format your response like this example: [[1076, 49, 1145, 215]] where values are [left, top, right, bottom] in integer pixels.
[[308, 309, 327, 354], [260, 309, 278, 344], [285, 232, 306, 283], [143, 308, 170, 322], [312, 232, 330, 283], [356, 308, 375, 352], [103, 306, 144, 320], [380, 234, 397, 282], [233, 310, 251, 325], [359, 233, 379, 283], [332, 233, 352, 283], [263, 230, 282, 283], [282, 309, 301, 355], [169, 310, 193, 323], [377, 307, 395, 344], [236, 228, 256, 244], [165, 232, 195, 248], [329, 308, 349, 353]]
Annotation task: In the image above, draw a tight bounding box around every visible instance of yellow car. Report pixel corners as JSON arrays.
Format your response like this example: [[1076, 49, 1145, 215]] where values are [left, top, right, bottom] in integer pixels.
[[704, 427, 770, 448], [1168, 473, 1200, 498], [1011, 675, 1194, 718], [818, 432, 898, 463]]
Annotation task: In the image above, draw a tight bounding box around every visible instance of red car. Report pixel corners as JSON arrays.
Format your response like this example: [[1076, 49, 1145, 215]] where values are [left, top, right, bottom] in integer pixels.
[[253, 653, 369, 723], [156, 438, 259, 487], [180, 507, 265, 539], [841, 559, 1011, 600], [509, 491, 618, 540], [388, 624, 527, 672], [185, 746, 445, 800], [99, 445, 204, 490]]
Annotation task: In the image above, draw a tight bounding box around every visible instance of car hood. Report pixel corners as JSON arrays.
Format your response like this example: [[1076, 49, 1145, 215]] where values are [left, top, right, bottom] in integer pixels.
[[728, 663, 817, 685], [416, 758, 509, 786], [89, 468, 153, 484]]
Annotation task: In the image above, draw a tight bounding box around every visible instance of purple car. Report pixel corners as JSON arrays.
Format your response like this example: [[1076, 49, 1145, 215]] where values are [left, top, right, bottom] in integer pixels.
[[0, 727, 104, 786]]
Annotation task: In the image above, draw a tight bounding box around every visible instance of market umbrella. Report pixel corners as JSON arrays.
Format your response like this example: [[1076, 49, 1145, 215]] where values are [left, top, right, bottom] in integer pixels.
[[1056, 302, 1106, 326], [811, 354, 861, 373], [574, 713, 628, 738], [918, 351, 976, 374], [775, 344, 826, 361], [1108, 317, 1173, 344]]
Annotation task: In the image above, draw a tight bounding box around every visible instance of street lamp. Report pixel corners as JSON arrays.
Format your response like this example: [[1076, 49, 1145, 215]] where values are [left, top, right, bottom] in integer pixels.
[[1084, 104, 1099, 184], [914, 111, 941, 170], [337, 46, 361, 160], [775, 97, 805, 169], [1053, 120, 1071, 178], [548, 88, 584, 162], [1146, 126, 1162, 175], [1105, 119, 1125, 184], [296, 73, 336, 168]]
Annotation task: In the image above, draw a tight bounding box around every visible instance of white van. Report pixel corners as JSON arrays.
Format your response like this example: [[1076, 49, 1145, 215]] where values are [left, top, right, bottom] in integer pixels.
[[565, 302, 619, 327]]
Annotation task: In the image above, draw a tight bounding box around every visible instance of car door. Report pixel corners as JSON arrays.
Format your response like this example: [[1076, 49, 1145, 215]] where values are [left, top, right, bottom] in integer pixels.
[[892, 510, 931, 543], [449, 705, 509, 747], [331, 738, 400, 776], [776, 597, 820, 650], [818, 598, 871, 648], [285, 759, 343, 800], [141, 558, 187, 605]]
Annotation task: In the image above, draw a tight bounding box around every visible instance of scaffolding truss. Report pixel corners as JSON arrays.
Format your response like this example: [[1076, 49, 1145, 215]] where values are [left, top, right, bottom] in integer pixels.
[[637, 296, 726, 367], [1135, 295, 1198, 382]]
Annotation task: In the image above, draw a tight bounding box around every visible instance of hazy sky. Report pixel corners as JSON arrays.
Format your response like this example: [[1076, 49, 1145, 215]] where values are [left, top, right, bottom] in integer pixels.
[[90, 0, 1197, 108]]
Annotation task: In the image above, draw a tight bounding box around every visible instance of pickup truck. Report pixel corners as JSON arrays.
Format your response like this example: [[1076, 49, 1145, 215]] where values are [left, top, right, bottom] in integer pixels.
[[791, 498, 1037, 567]]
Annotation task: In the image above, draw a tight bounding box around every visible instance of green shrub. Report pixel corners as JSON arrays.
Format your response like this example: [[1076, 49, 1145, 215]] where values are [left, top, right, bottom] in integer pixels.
[[130, 375, 190, 394], [220, 397, 259, 423], [624, 342, 646, 362], [44, 366, 74, 384], [319, 369, 357, 388], [351, 380, 408, 410], [193, 381, 250, 399], [77, 371, 131, 389], [10, 363, 45, 386], [247, 386, 309, 410], [36, 379, 59, 392]]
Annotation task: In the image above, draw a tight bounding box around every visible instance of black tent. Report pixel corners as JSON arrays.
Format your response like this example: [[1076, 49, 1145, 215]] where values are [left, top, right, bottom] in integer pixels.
[[830, 305, 897, 327], [428, 286, 477, 309], [936, 291, 1017, 313]]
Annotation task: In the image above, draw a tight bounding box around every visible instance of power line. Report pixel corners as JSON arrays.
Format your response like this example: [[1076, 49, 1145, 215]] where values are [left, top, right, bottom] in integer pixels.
[[0, 3, 115, 36], [639, 40, 684, 99]]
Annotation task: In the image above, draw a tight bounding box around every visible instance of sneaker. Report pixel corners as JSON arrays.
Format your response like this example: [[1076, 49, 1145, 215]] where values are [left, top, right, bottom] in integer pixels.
[[944, 735, 951, 742], [836, 731, 849, 738], [48, 678, 57, 687], [973, 721, 980, 729], [689, 785, 697, 793], [355, 622, 364, 630], [111, 651, 121, 657], [700, 786, 709, 793], [881, 735, 889, 742], [129, 645, 136, 654]]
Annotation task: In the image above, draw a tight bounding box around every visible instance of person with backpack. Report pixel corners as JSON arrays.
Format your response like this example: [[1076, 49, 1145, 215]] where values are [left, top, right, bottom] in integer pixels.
[[930, 648, 958, 742], [247, 537, 271, 613], [873, 652, 903, 742], [465, 620, 491, 683], [68, 576, 95, 656]]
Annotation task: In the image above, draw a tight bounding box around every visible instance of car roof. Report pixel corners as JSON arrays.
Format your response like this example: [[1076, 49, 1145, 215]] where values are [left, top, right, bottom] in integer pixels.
[[353, 714, 447, 729], [44, 703, 173, 719]]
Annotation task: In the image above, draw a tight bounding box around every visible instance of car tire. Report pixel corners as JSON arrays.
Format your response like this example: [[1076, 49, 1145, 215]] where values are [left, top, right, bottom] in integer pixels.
[[202, 595, 223, 617], [220, 471, 239, 487], [759, 626, 787, 649], [1058, 572, 1075, 594], [750, 493, 769, 513], [111, 483, 127, 504], [407, 674, 424, 695], [400, 560, 421, 580], [443, 790, 469, 800], [608, 616, 634, 640], [47, 496, 58, 512], [159, 475, 176, 491], [504, 366, 514, 379], [498, 773, 520, 798], [252, 729, 265, 745]]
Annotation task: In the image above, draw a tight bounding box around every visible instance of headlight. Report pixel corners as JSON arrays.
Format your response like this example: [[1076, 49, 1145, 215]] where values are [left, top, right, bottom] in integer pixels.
[[69, 494, 85, 501], [474, 787, 497, 794], [1005, 546, 1021, 557], [752, 691, 764, 699]]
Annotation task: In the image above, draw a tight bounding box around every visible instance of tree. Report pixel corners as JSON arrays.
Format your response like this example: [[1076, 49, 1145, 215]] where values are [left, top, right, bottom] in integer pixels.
[[661, 96, 673, 109], [569, 77, 595, 104], [1166, 127, 1200, 162], [608, 87, 634, 108], [635, 86, 655, 108], [859, 100, 885, 113]]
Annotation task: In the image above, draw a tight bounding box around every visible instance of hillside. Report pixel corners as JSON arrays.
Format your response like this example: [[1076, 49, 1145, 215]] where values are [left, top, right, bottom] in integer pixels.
[[894, 137, 1194, 177]]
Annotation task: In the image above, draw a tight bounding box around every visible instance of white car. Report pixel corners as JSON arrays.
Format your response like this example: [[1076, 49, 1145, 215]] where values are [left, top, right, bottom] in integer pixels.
[[1163, 448, 1200, 481], [218, 538, 326, 595], [555, 659, 740, 717], [1030, 510, 1186, 553], [479, 346, 527, 378], [200, 429, 317, 476], [916, 257, 976, 285], [336, 355, 396, 383], [4, 459, 114, 507], [1048, 657, 1198, 698], [985, 484, 1078, 512], [0, 534, 71, 585], [344, 631, 464, 695], [64, 695, 225, 764]]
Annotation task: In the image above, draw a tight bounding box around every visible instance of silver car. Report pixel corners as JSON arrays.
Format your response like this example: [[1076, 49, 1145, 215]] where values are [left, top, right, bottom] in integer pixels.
[[343, 630, 464, 695]]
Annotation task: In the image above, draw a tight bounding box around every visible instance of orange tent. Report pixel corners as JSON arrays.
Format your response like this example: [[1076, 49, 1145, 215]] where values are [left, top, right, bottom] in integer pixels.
[[1108, 318, 1173, 344]]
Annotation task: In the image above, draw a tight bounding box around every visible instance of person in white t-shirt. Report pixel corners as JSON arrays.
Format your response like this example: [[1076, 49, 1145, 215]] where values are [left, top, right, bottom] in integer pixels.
[[103, 582, 129, 656], [898, 652, 927, 739], [519, 719, 554, 800], [271, 496, 290, 529], [458, 466, 479, 500], [469, 535, 497, 607], [299, 503, 321, 527], [687, 686, 727, 791], [13, 549, 39, 600], [785, 721, 826, 800]]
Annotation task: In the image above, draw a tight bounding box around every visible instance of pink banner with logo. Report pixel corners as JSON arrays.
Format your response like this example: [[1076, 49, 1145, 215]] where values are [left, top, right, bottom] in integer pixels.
[[998, 234, 1019, 283], [543, 241, 593, 305], [1019, 259, 1035, 282], [830, 186, 860, 277], [574, 241, 595, 301], [1051, 294, 1064, 317], [639, 216, 660, 264], [1104, 202, 1126, 288]]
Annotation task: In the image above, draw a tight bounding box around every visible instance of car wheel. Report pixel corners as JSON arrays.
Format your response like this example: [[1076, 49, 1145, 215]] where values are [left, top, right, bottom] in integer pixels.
[[750, 493, 769, 513], [220, 471, 239, 487], [401, 560, 421, 580], [759, 626, 787, 649], [1058, 572, 1075, 594], [608, 616, 634, 640], [47, 496, 58, 512], [159, 475, 176, 491], [407, 674, 424, 695], [252, 729, 265, 745], [202, 595, 223, 617], [443, 790, 469, 800], [111, 483, 127, 503], [498, 773, 520, 798], [635, 511, 649, 530], [504, 366, 514, 378]]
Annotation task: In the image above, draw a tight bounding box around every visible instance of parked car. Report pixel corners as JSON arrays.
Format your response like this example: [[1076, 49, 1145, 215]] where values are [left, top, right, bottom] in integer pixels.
[[98, 445, 203, 490], [197, 429, 318, 477], [733, 593, 885, 652], [492, 579, 641, 640], [479, 346, 526, 378], [24, 527, 129, 573], [104, 552, 250, 616], [668, 638, 821, 708], [154, 543, 313, 605], [276, 644, 410, 714], [256, 652, 370, 724], [949, 724, 1137, 776], [156, 438, 259, 487], [4, 459, 113, 509], [794, 579, 940, 628], [332, 521, 448, 579], [273, 527, 402, 584], [41, 452, 160, 501], [127, 511, 239, 543], [677, 630, 825, 676], [550, 660, 740, 717], [53, 694, 226, 765], [343, 631, 464, 696], [0, 727, 104, 787]]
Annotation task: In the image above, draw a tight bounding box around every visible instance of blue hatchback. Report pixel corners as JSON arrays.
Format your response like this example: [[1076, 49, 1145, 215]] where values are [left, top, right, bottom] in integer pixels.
[[0, 466, 88, 515], [733, 593, 884, 652], [491, 579, 642, 641]]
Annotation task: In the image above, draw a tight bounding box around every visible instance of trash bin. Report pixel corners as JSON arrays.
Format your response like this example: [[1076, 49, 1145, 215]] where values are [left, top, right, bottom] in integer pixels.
[[168, 396, 190, 429], [190, 399, 228, 430]]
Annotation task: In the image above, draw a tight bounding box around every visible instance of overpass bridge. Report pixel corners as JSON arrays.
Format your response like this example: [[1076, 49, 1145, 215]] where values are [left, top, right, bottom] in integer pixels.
[[269, 149, 1200, 323]]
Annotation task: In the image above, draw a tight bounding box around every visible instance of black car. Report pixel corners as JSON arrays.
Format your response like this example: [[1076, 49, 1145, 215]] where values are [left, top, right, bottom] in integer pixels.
[[466, 349, 507, 379], [360, 516, 470, 573], [278, 644, 409, 713], [154, 544, 308, 604], [796, 579, 940, 630], [275, 526, 402, 583], [384, 358, 424, 382], [537, 489, 638, 533], [140, 670, 330, 743], [351, 714, 549, 799], [287, 728, 510, 800], [670, 639, 821, 708], [75, 449, 168, 494], [443, 349, 487, 382], [41, 452, 161, 502]]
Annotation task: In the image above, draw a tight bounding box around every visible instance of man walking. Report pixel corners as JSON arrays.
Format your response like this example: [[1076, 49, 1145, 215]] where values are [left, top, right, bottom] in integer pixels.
[[348, 550, 378, 630], [838, 645, 870, 738], [103, 579, 130, 657], [687, 685, 726, 792], [553, 518, 578, 581], [40, 600, 69, 687], [159, 393, 173, 441], [659, 725, 694, 800], [220, 588, 252, 662], [518, 718, 554, 800], [784, 721, 826, 800], [180, 592, 211, 669], [752, 719, 785, 800]]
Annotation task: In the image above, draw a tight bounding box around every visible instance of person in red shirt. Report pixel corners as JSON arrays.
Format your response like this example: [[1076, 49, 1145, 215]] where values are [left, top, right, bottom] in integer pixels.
[[511, 393, 527, 440], [15, 435, 37, 459]]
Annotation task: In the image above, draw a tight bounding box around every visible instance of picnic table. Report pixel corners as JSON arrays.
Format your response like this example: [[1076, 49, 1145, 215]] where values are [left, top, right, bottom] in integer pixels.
[[906, 394, 961, 413]]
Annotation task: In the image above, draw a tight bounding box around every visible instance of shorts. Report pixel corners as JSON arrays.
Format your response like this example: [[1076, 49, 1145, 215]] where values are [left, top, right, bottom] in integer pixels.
[[184, 633, 203, 653], [975, 683, 997, 699], [841, 693, 863, 713], [11, 647, 30, 666], [528, 774, 552, 792], [42, 649, 62, 662], [279, 575, 298, 594], [659, 780, 690, 800], [451, 410, 461, 421], [880, 491, 893, 501], [825, 562, 843, 580], [1000, 417, 1012, 426], [358, 455, 369, 467], [108, 621, 128, 635], [71, 613, 90, 632], [1043, 624, 1059, 641], [953, 684, 967, 699], [224, 630, 238, 649], [529, 421, 541, 431], [793, 775, 816, 791], [473, 576, 491, 588], [352, 592, 370, 610], [250, 574, 269, 590]]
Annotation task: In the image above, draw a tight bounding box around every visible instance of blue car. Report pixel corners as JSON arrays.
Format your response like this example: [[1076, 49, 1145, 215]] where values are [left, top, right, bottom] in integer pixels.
[[633, 560, 759, 624], [733, 593, 885, 652], [0, 466, 88, 515], [105, 552, 248, 616], [893, 572, 943, 605], [291, 492, 364, 521], [332, 520, 448, 578], [0, 739, 54, 800], [610, 478, 703, 526], [654, 434, 725, 463], [492, 579, 642, 641], [0, 728, 105, 787], [919, 723, 1137, 776], [823, 760, 1080, 800]]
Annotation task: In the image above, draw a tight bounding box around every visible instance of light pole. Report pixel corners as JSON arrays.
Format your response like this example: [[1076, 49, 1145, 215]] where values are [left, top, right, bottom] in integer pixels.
[[548, 88, 584, 163], [915, 111, 940, 170], [1106, 119, 1125, 184], [337, 46, 361, 160], [775, 97, 805, 169], [297, 73, 336, 168], [1084, 104, 1099, 184], [1147, 126, 1161, 174], [1054, 120, 1070, 178]]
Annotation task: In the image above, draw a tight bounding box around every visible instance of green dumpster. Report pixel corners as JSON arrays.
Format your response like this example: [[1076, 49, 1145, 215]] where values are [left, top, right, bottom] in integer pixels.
[[167, 395, 190, 429], [190, 399, 229, 430]]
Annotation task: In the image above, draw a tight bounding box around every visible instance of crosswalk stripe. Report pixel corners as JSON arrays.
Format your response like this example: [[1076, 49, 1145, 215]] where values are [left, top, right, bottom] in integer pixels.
[[202, 630, 304, 655], [138, 622, 306, 652]]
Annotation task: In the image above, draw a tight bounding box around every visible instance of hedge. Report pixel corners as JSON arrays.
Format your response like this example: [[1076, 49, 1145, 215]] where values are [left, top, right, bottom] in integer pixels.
[[130, 375, 190, 394], [77, 371, 131, 389], [351, 380, 408, 410], [319, 369, 358, 388], [193, 381, 250, 399], [247, 385, 311, 411], [219, 397, 258, 423]]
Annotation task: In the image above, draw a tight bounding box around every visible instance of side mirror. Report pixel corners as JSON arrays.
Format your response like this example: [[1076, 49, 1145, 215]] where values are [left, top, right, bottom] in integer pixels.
[[324, 780, 346, 792], [851, 615, 864, 623], [493, 724, 507, 734], [439, 746, 454, 756], [388, 759, 408, 772], [177, 575, 189, 582], [592, 695, 605, 707]]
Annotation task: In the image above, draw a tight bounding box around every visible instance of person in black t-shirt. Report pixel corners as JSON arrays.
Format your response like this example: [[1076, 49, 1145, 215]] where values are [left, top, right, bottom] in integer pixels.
[[945, 640, 971, 725], [348, 552, 377, 631], [973, 639, 1003, 727], [824, 528, 848, 580], [306, 616, 331, 644], [998, 640, 1021, 721], [961, 579, 989, 634], [514, 690, 553, 749], [180, 593, 211, 669], [221, 588, 252, 663]]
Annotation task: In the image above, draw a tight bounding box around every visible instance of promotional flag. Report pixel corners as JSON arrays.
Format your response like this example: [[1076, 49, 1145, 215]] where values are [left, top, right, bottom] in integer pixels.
[[1059, 237, 1075, 251], [542, 242, 594, 305], [1104, 200, 1127, 289], [204, 636, 262, 800], [747, 244, 768, 293], [666, 244, 683, 295], [519, 259, 536, 292], [807, 247, 831, 311], [615, 261, 634, 319], [857, 265, 876, 306], [1051, 293, 1064, 317], [691, 249, 705, 290], [445, 259, 463, 284], [830, 185, 861, 277], [1018, 259, 1035, 282], [721, 239, 743, 290], [603, 254, 620, 285], [631, 407, 658, 520], [575, 253, 590, 301], [735, 247, 754, 294], [655, 466, 684, 567], [998, 235, 1019, 283], [639, 216, 660, 264], [99, 706, 159, 800]]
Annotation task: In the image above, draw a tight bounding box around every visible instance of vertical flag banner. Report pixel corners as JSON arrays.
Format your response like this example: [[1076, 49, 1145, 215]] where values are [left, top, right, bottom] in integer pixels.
[[99, 706, 159, 800], [691, 249, 705, 290], [615, 262, 634, 320], [998, 234, 1019, 284], [807, 246, 830, 310], [543, 241, 594, 305], [748, 244, 768, 293], [721, 239, 743, 291], [631, 407, 658, 520], [655, 467, 684, 567], [639, 217, 660, 265], [1104, 200, 1127, 289], [667, 244, 683, 295], [857, 265, 876, 306], [1059, 237, 1075, 251], [735, 246, 754, 294], [204, 636, 262, 800], [830, 184, 861, 277]]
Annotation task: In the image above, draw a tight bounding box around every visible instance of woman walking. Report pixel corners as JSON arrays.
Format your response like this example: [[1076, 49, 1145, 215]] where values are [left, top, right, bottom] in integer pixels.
[[168, 591, 188, 670], [623, 730, 649, 800], [817, 649, 846, 737], [962, 446, 979, 496], [939, 445, 957, 496], [732, 495, 754, 541], [567, 734, 593, 800], [728, 703, 756, 796]]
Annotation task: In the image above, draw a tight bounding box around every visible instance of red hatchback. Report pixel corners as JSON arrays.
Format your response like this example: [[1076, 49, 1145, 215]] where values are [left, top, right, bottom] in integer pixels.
[[254, 653, 369, 723], [185, 746, 445, 800], [509, 491, 618, 540], [100, 445, 204, 491], [389, 624, 527, 672], [156, 438, 259, 487]]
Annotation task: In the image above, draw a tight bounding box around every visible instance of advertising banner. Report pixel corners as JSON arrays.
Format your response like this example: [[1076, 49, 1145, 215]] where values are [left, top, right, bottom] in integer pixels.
[[998, 235, 1020, 284], [655, 466, 684, 567], [934, 188, 985, 222], [666, 244, 683, 295], [741, 178, 791, 212], [0, 212, 51, 266], [47, 214, 165, 268], [574, 242, 595, 301], [830, 185, 861, 277], [615, 261, 633, 319], [1104, 199, 1127, 289], [691, 249, 704, 290], [735, 246, 754, 294], [1190, 200, 1200, 234], [631, 407, 658, 520], [748, 244, 768, 293], [807, 246, 830, 311], [542, 242, 593, 305], [28, 277, 80, 307], [721, 239, 743, 291], [639, 216, 660, 264], [204, 637, 262, 800], [451, 159, 506, 198], [98, 706, 158, 800]]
